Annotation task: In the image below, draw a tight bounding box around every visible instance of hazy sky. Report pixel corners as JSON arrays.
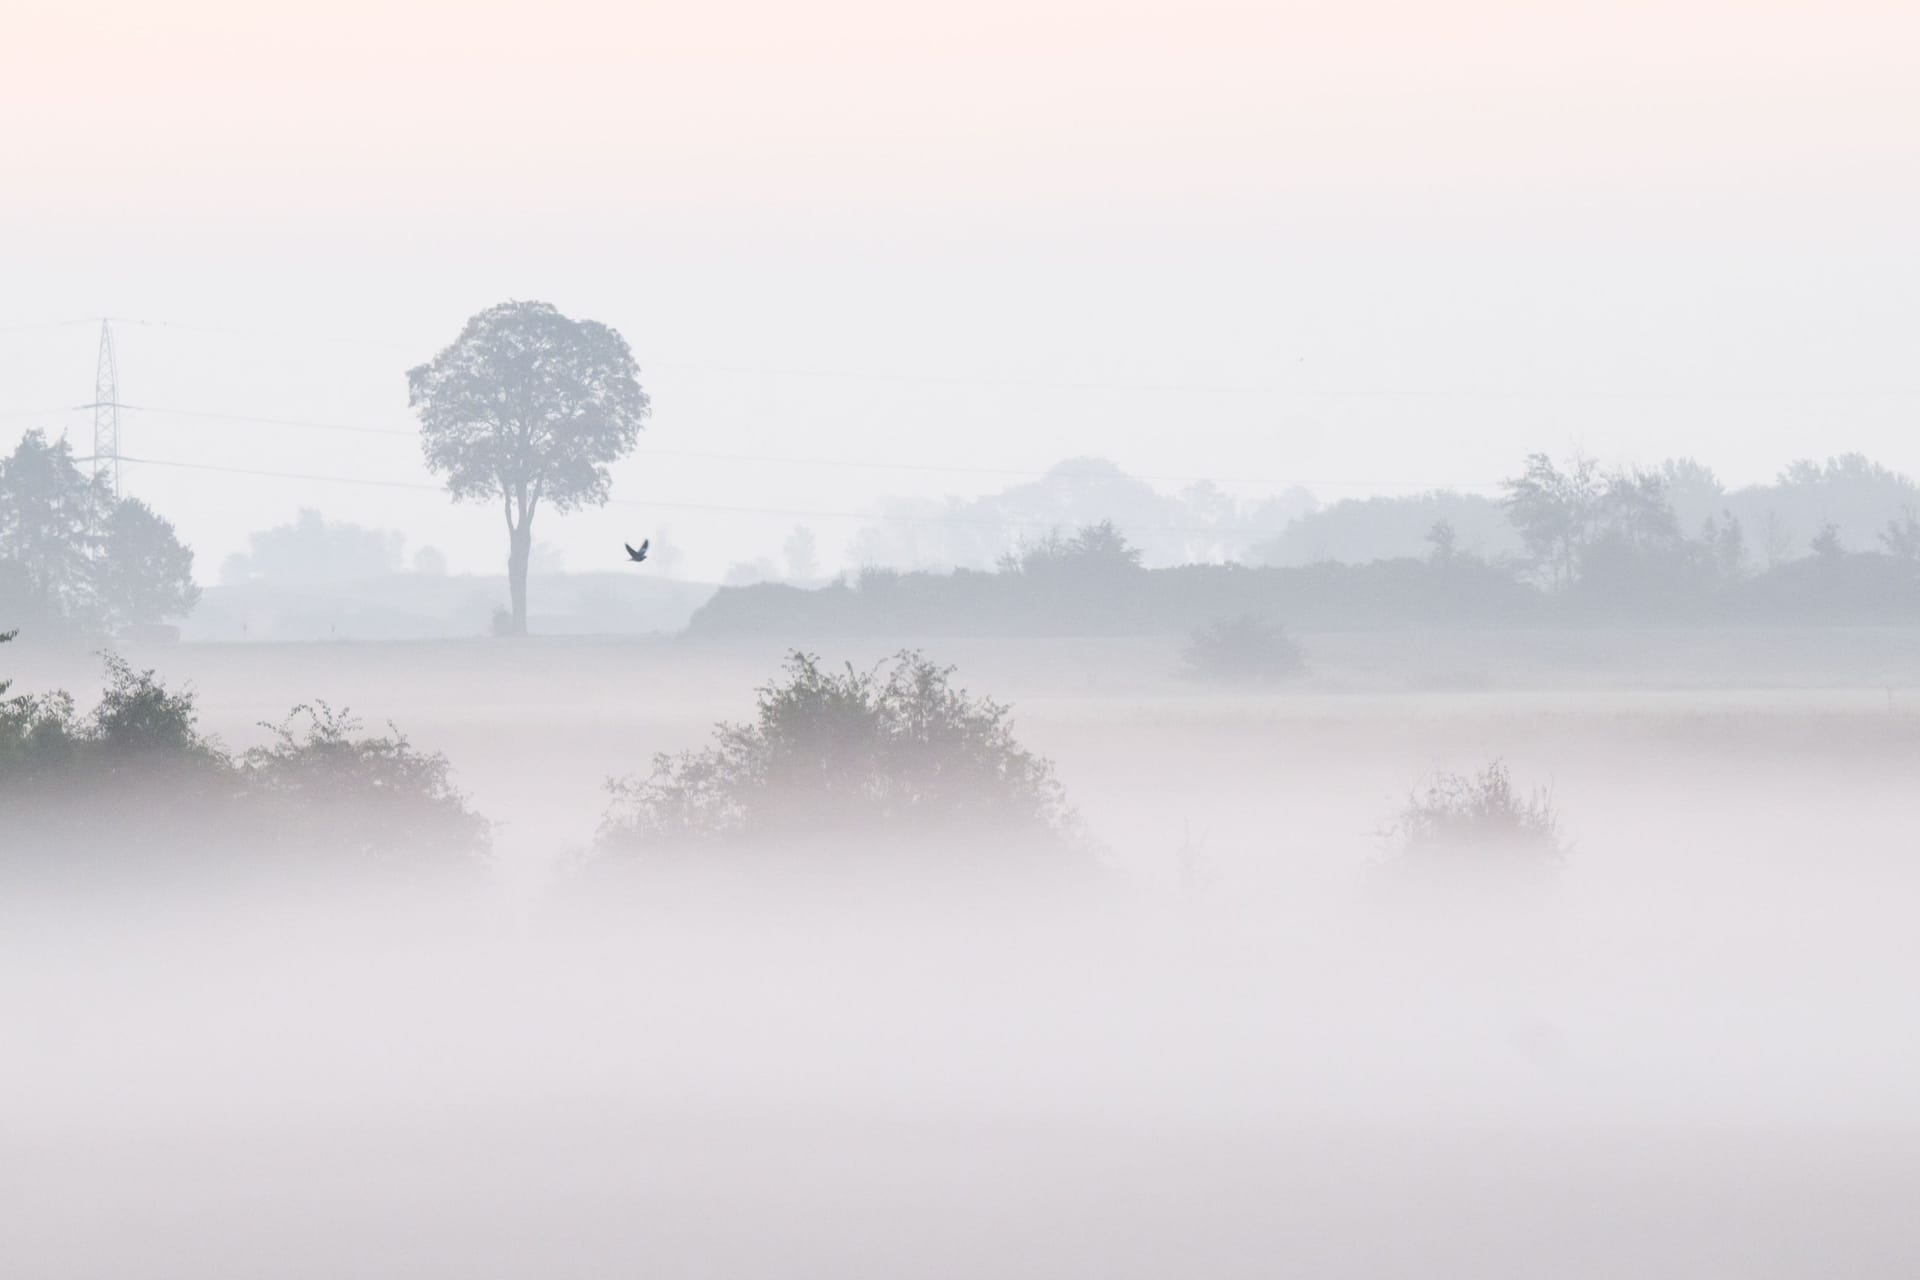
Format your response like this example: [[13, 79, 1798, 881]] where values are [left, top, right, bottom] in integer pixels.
[[3, 0, 1917, 579]]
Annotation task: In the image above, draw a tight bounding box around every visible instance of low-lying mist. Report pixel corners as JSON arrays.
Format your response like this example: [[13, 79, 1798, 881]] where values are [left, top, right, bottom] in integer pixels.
[[5, 636, 1917, 1277]]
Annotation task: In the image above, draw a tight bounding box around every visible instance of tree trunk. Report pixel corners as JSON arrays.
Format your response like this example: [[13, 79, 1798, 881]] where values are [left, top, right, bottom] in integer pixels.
[[507, 523, 532, 635]]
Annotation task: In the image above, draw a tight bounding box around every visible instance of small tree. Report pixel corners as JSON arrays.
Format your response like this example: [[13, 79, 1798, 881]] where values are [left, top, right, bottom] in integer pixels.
[[1880, 510, 1920, 561], [1, 432, 199, 635], [0, 430, 110, 626], [408, 301, 650, 635], [1502, 452, 1602, 588], [96, 498, 199, 631]]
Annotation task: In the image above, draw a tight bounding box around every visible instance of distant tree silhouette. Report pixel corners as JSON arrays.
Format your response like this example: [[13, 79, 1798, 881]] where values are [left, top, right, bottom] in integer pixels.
[[1000, 520, 1143, 576], [1880, 510, 1920, 561], [0, 430, 109, 626], [783, 525, 819, 581], [95, 499, 200, 632], [1730, 454, 1920, 558], [221, 508, 404, 585], [408, 301, 649, 635], [1503, 453, 1602, 588], [0, 430, 197, 634]]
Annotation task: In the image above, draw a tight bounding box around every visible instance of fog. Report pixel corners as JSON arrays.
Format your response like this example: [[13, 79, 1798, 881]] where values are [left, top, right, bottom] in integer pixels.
[[7, 1, 1920, 1272], [4, 635, 1917, 1277]]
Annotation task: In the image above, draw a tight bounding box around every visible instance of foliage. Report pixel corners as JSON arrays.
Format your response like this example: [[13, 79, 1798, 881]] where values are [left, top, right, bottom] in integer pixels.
[[1882, 510, 1920, 561], [1502, 452, 1603, 588], [96, 498, 202, 631], [89, 653, 224, 765], [1182, 614, 1305, 685], [241, 703, 488, 862], [0, 430, 110, 628], [998, 520, 1144, 576], [409, 300, 650, 634], [1391, 761, 1563, 866], [0, 430, 198, 634], [0, 654, 488, 875], [596, 650, 1081, 861]]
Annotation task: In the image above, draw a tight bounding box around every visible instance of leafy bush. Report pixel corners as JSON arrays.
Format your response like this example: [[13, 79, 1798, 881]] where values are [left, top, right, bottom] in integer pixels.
[[1390, 761, 1563, 870], [1182, 614, 1305, 685], [595, 650, 1082, 864], [0, 652, 488, 878], [241, 703, 488, 864]]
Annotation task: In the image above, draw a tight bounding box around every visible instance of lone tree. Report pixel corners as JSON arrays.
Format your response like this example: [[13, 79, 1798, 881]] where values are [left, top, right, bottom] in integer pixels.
[[408, 301, 650, 635]]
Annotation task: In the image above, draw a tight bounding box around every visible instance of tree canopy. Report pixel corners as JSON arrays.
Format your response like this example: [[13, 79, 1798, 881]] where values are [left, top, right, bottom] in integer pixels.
[[408, 301, 650, 633], [0, 430, 198, 635]]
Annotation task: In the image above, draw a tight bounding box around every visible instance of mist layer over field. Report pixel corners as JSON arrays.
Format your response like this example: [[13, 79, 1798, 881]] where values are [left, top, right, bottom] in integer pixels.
[[5, 634, 1916, 1278]]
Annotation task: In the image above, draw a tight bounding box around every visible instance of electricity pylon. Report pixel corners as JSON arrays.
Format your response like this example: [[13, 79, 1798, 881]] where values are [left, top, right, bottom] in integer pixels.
[[83, 319, 121, 498]]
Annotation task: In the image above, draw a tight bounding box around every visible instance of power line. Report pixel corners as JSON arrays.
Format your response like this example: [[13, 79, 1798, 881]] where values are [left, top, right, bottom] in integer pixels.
[[120, 403, 414, 438]]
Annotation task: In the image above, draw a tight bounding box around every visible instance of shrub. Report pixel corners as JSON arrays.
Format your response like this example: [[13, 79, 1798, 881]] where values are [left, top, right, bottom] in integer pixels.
[[1182, 614, 1305, 685], [241, 703, 489, 866], [1390, 760, 1563, 870], [595, 650, 1082, 864], [0, 654, 488, 878]]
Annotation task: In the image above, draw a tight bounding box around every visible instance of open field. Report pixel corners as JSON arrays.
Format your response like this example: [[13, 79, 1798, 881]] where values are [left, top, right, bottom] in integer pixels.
[[7, 628, 1918, 1277]]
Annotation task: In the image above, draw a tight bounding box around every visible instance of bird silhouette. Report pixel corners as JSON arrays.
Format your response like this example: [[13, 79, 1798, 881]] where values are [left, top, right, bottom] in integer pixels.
[[625, 540, 650, 563]]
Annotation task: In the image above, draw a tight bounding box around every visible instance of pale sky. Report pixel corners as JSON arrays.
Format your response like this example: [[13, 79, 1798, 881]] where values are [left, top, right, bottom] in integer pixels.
[[3, 0, 1916, 579]]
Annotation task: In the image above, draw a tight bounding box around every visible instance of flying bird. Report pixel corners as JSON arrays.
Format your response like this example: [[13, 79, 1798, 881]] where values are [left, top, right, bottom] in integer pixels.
[[625, 540, 650, 563]]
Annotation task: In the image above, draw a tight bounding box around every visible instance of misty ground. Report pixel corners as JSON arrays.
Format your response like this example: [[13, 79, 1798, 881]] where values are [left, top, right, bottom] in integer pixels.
[[7, 629, 1918, 1277]]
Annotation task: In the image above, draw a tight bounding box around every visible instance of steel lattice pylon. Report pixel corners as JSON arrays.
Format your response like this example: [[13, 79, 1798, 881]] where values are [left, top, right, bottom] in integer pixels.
[[90, 320, 120, 498]]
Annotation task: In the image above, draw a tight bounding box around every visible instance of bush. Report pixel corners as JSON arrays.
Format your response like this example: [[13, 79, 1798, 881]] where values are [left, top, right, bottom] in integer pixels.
[[1182, 614, 1305, 685], [1390, 761, 1563, 872], [241, 703, 489, 864], [0, 652, 488, 878], [595, 650, 1083, 865]]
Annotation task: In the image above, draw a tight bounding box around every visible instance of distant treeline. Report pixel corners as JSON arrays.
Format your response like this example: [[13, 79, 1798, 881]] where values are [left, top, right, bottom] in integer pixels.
[[849, 452, 1920, 572], [693, 452, 1920, 636]]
